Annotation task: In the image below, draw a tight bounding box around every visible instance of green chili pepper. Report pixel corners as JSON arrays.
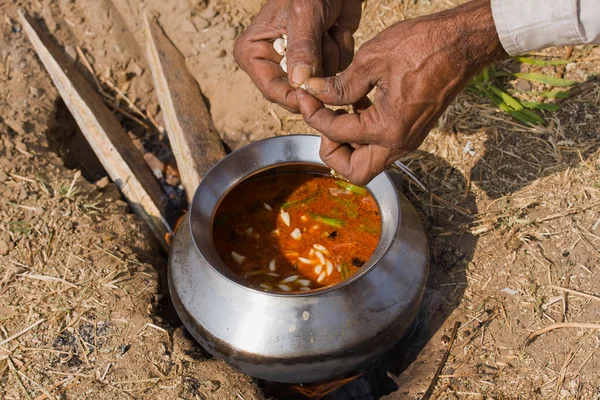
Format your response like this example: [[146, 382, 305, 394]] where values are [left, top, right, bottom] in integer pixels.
[[311, 214, 345, 228], [335, 180, 367, 195]]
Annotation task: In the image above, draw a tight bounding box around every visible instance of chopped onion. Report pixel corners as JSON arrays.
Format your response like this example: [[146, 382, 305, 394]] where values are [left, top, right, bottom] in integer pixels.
[[314, 265, 322, 275], [291, 228, 302, 240], [245, 227, 253, 236], [313, 244, 329, 255], [280, 210, 291, 226], [231, 251, 245, 264], [298, 257, 312, 264], [315, 251, 325, 265], [282, 275, 298, 283], [317, 272, 326, 282], [278, 284, 291, 292], [260, 283, 272, 289], [269, 259, 276, 271], [326, 260, 333, 276], [298, 279, 311, 286], [264, 202, 272, 210]]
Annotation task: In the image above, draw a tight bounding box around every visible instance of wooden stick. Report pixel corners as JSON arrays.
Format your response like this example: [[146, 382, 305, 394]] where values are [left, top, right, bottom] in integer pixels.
[[19, 10, 174, 251], [143, 14, 226, 202], [421, 321, 461, 400], [526, 322, 600, 344], [550, 285, 600, 303]]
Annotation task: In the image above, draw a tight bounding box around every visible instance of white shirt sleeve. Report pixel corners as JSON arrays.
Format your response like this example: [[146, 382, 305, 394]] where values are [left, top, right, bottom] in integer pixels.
[[491, 0, 600, 56]]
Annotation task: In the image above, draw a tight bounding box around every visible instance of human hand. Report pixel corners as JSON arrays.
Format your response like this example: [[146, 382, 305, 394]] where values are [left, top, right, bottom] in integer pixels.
[[233, 0, 362, 113], [297, 0, 507, 184]]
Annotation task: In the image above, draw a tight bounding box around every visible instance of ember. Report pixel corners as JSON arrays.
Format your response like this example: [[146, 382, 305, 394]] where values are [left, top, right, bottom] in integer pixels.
[[292, 374, 364, 399]]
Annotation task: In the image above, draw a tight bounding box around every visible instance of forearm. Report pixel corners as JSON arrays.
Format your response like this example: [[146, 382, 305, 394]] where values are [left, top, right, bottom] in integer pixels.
[[491, 0, 600, 55]]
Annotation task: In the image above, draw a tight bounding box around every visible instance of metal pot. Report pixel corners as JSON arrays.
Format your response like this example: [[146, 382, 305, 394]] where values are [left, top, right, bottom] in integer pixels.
[[168, 134, 428, 383]]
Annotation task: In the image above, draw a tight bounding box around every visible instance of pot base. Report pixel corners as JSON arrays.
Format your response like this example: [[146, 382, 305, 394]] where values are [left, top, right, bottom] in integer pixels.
[[168, 187, 428, 383]]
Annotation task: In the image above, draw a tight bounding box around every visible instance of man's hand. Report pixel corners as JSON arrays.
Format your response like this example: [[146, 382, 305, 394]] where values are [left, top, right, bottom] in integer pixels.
[[233, 0, 362, 113], [297, 0, 507, 184]]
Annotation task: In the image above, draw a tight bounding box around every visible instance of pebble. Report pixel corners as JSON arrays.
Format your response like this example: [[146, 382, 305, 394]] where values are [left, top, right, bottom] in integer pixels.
[[182, 18, 197, 33], [222, 26, 236, 40], [193, 16, 209, 30], [29, 86, 44, 97], [15, 139, 28, 153], [0, 240, 8, 255], [199, 7, 217, 20], [64, 45, 77, 60], [95, 176, 110, 189]]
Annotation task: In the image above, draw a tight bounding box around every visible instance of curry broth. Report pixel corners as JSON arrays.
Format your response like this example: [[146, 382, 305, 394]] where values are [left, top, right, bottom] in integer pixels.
[[212, 173, 381, 292]]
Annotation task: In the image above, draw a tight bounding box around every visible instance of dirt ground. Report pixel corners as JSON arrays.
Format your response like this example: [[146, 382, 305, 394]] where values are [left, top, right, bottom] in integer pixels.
[[1, 0, 600, 399]]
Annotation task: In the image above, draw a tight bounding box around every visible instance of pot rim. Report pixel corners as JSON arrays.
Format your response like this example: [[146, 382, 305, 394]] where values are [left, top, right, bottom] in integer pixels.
[[188, 134, 401, 297]]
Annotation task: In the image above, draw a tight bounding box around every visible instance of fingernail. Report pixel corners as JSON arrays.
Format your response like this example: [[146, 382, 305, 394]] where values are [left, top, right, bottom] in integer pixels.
[[290, 64, 312, 87], [305, 77, 327, 93]]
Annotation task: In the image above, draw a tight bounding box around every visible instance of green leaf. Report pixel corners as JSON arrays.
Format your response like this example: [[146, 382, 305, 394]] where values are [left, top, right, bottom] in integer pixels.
[[482, 67, 490, 83], [514, 73, 576, 87], [522, 102, 560, 112], [508, 89, 570, 99], [489, 85, 525, 110], [508, 110, 544, 126], [514, 56, 572, 66]]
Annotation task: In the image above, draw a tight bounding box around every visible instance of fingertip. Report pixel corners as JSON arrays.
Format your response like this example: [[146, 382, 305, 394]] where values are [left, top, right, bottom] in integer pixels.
[[289, 64, 313, 88], [305, 77, 328, 93]]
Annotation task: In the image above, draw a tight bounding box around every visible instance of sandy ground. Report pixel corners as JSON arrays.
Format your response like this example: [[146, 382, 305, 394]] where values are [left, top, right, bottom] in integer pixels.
[[1, 0, 600, 399]]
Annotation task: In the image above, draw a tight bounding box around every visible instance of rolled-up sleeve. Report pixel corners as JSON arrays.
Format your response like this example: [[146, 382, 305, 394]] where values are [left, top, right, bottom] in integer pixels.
[[491, 0, 600, 56]]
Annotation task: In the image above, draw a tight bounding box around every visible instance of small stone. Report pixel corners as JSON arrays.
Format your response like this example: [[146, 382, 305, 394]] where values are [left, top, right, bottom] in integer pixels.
[[64, 45, 77, 60], [15, 140, 27, 153], [222, 26, 236, 40], [127, 61, 143, 77], [182, 18, 197, 33], [193, 16, 209, 30], [0, 241, 8, 255], [113, 45, 123, 53], [95, 176, 110, 189], [199, 7, 217, 20], [29, 86, 44, 97]]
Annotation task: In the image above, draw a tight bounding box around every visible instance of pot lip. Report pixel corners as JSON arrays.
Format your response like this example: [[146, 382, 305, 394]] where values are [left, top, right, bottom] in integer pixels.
[[188, 134, 401, 297]]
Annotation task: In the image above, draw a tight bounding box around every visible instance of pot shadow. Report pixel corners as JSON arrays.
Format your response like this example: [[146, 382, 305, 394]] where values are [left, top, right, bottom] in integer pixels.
[[261, 151, 476, 399]]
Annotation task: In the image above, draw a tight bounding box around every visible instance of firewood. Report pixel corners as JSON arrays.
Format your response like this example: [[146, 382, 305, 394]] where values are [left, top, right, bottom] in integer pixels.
[[19, 10, 175, 251], [143, 14, 226, 202]]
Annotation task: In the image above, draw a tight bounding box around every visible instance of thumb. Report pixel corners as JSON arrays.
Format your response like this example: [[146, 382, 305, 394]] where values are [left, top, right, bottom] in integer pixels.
[[304, 63, 372, 106], [285, 3, 327, 88]]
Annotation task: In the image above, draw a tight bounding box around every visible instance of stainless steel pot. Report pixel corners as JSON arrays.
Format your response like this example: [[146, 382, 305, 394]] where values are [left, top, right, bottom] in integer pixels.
[[168, 134, 429, 383]]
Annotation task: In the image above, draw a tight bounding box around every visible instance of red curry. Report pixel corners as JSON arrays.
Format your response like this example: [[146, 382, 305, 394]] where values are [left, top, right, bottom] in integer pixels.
[[212, 173, 381, 292]]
